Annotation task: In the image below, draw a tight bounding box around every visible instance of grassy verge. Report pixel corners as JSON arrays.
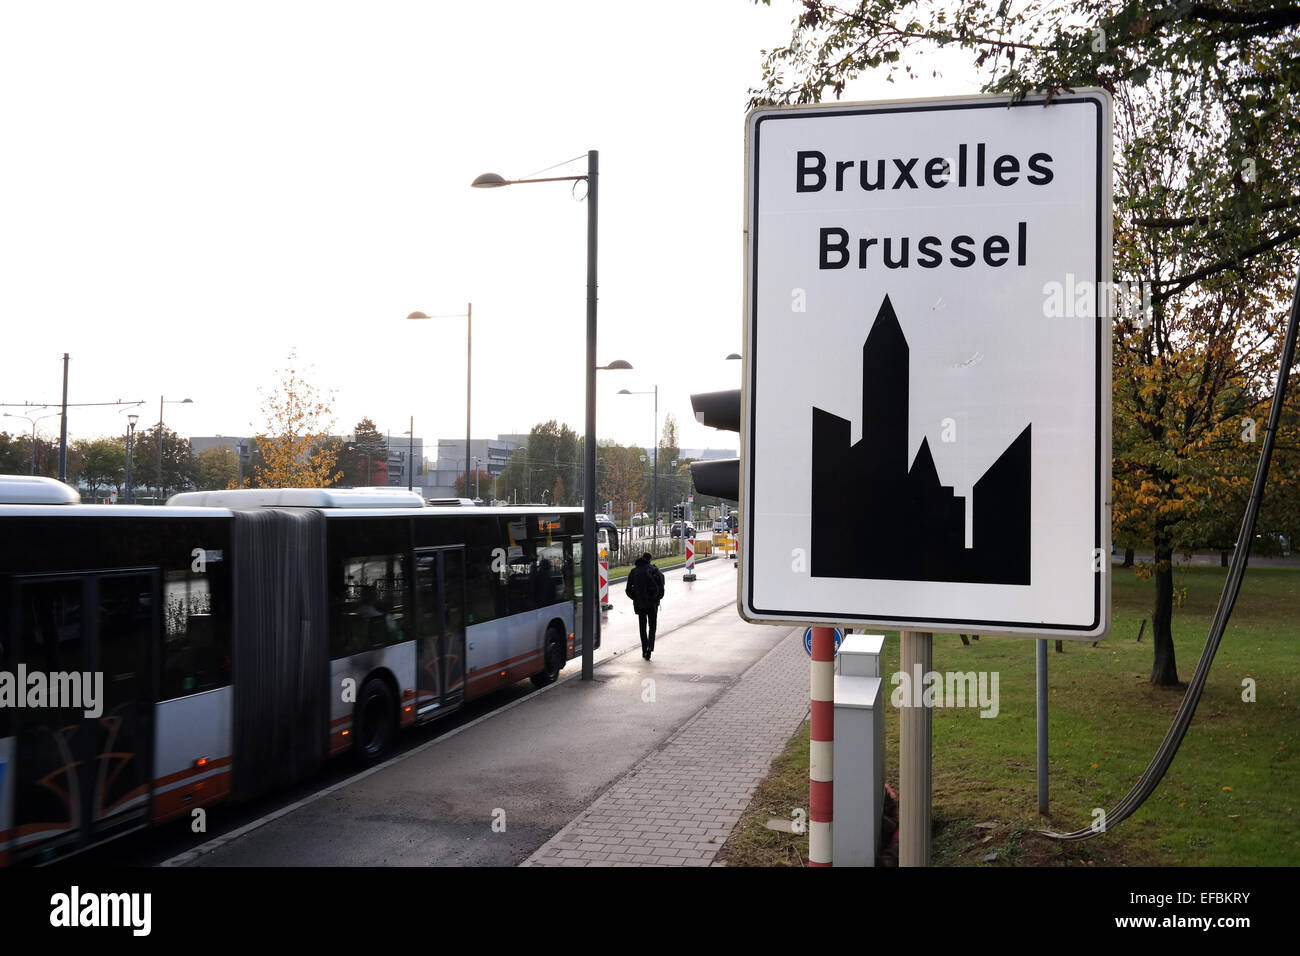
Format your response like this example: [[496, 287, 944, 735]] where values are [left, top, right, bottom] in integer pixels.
[[724, 564, 1300, 866], [607, 553, 720, 580]]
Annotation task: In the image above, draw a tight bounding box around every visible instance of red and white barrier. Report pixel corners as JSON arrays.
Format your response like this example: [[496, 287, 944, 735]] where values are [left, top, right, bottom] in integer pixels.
[[599, 553, 611, 610], [683, 537, 696, 581], [809, 627, 835, 866]]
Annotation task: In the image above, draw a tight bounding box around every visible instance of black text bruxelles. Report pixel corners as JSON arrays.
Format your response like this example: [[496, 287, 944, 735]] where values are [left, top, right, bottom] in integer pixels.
[[796, 145, 1054, 271], [795, 145, 1055, 192]]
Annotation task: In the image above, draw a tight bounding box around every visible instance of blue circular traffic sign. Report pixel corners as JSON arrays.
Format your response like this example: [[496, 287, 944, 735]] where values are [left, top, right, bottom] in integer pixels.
[[803, 627, 843, 657]]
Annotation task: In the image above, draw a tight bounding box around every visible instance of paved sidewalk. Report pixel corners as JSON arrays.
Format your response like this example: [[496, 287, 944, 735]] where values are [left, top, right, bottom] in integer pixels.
[[522, 625, 808, 866]]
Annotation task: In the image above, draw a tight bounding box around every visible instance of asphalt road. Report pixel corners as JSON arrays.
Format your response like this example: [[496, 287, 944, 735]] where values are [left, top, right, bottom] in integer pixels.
[[74, 555, 785, 867]]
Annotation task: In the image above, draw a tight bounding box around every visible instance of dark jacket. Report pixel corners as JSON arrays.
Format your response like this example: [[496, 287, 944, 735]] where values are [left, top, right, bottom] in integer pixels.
[[625, 556, 664, 613]]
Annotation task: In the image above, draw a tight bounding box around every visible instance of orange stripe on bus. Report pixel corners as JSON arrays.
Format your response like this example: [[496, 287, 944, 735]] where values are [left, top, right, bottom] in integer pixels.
[[152, 767, 232, 825], [154, 755, 233, 789], [467, 649, 542, 684]]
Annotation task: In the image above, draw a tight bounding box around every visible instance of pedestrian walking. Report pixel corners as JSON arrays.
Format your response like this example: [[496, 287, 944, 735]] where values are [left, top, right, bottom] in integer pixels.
[[625, 552, 665, 660]]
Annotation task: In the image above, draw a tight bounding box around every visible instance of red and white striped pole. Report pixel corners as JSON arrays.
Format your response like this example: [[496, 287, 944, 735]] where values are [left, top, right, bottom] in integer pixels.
[[683, 536, 696, 582], [809, 626, 835, 866], [599, 550, 611, 611]]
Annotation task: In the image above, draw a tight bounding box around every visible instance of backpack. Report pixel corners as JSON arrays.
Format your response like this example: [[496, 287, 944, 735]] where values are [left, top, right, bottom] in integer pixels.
[[651, 565, 665, 601]]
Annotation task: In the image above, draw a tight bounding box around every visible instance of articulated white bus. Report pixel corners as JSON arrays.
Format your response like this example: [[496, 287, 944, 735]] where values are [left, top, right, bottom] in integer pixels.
[[0, 478, 587, 864]]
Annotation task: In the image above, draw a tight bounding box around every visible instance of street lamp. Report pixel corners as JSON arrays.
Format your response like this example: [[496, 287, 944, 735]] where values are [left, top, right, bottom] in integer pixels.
[[619, 385, 658, 539], [3, 410, 61, 475], [474, 151, 630, 680], [157, 396, 193, 503], [404, 419, 415, 491], [125, 414, 139, 503], [408, 304, 471, 498]]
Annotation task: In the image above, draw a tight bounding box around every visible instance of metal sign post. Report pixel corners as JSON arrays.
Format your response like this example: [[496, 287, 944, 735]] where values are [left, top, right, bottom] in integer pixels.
[[1037, 638, 1049, 814], [809, 626, 836, 866], [899, 631, 933, 866]]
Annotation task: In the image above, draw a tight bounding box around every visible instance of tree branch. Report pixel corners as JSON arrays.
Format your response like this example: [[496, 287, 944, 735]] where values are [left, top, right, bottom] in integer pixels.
[[1136, 196, 1300, 229], [1153, 227, 1300, 303]]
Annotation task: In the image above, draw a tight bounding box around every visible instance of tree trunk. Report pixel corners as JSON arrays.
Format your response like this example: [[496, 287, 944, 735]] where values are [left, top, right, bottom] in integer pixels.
[[1150, 545, 1180, 685], [1122, 547, 1134, 568], [1220, 550, 1229, 567]]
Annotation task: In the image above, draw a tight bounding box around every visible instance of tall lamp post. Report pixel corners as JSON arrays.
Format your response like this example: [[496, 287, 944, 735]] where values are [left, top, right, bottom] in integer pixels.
[[157, 396, 193, 502], [407, 304, 472, 498], [3, 410, 61, 475], [125, 414, 139, 503], [473, 151, 630, 680], [619, 385, 658, 538], [403, 419, 415, 491]]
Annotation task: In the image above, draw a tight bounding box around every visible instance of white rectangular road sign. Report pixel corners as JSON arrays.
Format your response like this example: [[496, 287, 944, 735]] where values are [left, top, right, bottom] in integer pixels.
[[741, 92, 1112, 639]]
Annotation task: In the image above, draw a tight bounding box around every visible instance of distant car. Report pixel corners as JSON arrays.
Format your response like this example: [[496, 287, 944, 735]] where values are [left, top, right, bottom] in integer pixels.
[[670, 522, 696, 538]]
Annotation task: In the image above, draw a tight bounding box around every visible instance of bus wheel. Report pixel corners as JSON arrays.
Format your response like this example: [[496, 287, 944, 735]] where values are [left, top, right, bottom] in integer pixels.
[[354, 677, 397, 764], [530, 626, 565, 688]]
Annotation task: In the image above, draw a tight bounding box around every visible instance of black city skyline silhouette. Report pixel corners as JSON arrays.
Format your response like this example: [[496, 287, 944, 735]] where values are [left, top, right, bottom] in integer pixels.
[[810, 295, 1031, 584]]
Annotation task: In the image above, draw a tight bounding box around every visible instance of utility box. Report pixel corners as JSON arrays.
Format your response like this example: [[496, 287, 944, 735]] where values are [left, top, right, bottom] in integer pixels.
[[838, 633, 885, 677], [834, 634, 885, 866]]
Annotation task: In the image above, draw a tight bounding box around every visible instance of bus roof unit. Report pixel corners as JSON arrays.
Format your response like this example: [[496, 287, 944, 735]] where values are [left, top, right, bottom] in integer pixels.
[[167, 487, 428, 509], [0, 474, 80, 505]]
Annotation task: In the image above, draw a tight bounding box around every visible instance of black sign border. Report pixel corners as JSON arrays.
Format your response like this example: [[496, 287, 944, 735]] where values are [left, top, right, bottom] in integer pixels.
[[743, 94, 1108, 635]]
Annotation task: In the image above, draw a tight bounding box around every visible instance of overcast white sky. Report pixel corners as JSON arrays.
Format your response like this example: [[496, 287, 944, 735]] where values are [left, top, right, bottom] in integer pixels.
[[1, 0, 978, 457]]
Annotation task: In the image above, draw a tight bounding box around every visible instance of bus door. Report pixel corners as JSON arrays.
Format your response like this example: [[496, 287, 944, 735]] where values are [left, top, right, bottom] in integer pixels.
[[9, 570, 156, 861], [413, 547, 467, 717]]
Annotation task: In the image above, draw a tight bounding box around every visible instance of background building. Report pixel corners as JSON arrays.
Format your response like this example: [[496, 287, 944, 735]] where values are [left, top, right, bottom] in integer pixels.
[[429, 436, 522, 499]]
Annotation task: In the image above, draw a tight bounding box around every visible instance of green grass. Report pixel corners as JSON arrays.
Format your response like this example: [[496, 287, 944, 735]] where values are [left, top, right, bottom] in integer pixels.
[[726, 564, 1300, 866], [607, 553, 713, 580]]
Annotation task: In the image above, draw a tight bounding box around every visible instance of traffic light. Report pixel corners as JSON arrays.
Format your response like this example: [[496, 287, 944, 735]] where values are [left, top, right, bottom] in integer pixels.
[[689, 389, 741, 502], [672, 504, 683, 521]]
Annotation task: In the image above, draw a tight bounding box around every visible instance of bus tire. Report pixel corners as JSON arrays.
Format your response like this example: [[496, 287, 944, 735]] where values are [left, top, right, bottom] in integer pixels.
[[354, 676, 397, 765], [530, 625, 565, 688]]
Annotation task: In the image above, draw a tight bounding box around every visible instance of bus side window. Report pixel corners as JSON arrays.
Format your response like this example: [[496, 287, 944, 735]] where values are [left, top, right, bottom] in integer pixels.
[[338, 555, 407, 652], [463, 521, 504, 625], [505, 550, 536, 614], [162, 568, 231, 701], [537, 544, 565, 606]]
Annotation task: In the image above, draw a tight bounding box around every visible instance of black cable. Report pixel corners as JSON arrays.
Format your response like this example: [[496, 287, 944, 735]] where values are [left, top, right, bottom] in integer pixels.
[[1041, 261, 1300, 841]]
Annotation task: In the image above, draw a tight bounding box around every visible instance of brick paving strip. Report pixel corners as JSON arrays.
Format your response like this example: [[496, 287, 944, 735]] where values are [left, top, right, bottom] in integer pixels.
[[522, 626, 808, 867]]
